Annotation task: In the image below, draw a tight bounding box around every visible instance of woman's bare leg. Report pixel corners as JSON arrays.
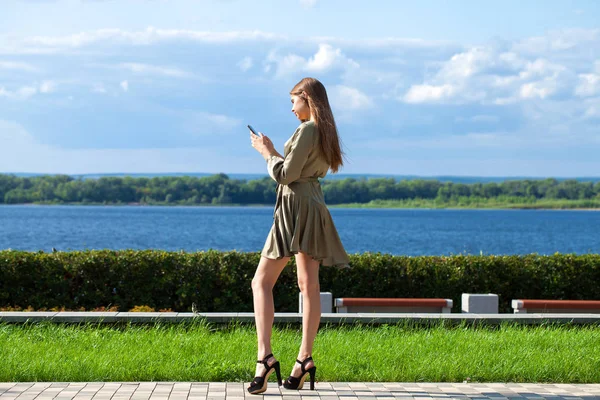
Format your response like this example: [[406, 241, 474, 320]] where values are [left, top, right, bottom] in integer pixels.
[[290, 251, 320, 376], [251, 255, 290, 377]]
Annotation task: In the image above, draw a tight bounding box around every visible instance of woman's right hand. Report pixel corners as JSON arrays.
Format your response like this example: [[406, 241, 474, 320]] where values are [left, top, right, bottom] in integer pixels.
[[250, 130, 275, 157]]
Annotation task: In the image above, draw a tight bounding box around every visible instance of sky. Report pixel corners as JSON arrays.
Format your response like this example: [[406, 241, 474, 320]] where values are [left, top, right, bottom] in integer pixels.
[[1, 0, 599, 177]]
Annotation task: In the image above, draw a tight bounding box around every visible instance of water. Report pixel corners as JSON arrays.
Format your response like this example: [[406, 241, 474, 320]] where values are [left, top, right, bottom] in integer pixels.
[[1, 205, 599, 255]]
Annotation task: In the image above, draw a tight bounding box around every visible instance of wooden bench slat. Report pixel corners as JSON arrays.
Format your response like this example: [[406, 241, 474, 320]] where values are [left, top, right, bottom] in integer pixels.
[[518, 300, 600, 309], [337, 298, 450, 307]]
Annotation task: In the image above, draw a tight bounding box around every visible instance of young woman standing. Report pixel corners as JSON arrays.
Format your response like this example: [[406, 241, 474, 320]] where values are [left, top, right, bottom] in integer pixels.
[[247, 77, 350, 394]]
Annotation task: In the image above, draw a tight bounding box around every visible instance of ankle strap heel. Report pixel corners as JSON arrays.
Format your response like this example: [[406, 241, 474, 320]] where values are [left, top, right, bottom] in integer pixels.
[[247, 353, 280, 395], [282, 356, 317, 390]]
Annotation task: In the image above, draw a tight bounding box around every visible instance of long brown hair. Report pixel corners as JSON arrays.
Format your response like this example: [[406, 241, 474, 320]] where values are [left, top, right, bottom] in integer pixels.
[[290, 77, 346, 173]]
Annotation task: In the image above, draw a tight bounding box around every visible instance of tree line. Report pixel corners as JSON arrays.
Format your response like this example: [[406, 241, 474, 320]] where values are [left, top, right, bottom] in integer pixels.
[[1, 173, 599, 205]]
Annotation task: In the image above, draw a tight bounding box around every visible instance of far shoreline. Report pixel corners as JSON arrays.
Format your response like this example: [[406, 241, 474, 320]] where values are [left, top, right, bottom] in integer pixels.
[[2, 202, 600, 211]]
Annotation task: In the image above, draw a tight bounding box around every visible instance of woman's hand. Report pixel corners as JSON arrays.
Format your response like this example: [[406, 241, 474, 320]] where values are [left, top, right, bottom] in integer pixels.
[[250, 130, 275, 159]]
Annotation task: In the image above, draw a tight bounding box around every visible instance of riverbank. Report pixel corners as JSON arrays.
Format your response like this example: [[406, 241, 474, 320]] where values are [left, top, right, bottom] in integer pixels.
[[4, 199, 600, 210], [329, 197, 600, 210]]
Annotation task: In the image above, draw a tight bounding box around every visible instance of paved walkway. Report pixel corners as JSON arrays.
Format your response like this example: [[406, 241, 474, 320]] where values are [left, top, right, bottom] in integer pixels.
[[1, 382, 599, 400]]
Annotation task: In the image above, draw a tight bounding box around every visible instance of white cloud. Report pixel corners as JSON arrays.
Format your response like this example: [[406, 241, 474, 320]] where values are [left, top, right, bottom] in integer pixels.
[[306, 44, 359, 72], [0, 27, 456, 57], [0, 81, 57, 99], [1, 28, 286, 54], [519, 59, 556, 78], [436, 47, 495, 80], [403, 84, 456, 104], [583, 98, 600, 119], [300, 0, 317, 8], [360, 126, 598, 152], [3, 86, 37, 99], [269, 52, 305, 77], [575, 63, 600, 97], [401, 47, 495, 104], [512, 28, 600, 55], [0, 119, 257, 174], [91, 83, 107, 93], [575, 73, 600, 97], [87, 61, 198, 80], [20, 87, 37, 98], [584, 106, 599, 118], [40, 80, 56, 93], [455, 115, 500, 123], [0, 60, 38, 71], [0, 27, 598, 176], [401, 42, 574, 105], [519, 81, 555, 99], [330, 85, 374, 110], [118, 62, 192, 78], [181, 111, 241, 135], [0, 120, 39, 148], [237, 56, 253, 72], [266, 43, 359, 78]]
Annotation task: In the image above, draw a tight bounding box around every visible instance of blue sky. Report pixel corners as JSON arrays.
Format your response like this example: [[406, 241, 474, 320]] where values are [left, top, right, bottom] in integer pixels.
[[1, 0, 599, 177]]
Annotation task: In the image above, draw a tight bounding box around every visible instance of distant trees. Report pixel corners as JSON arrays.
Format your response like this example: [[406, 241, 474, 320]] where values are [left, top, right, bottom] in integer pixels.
[[0, 173, 599, 205]]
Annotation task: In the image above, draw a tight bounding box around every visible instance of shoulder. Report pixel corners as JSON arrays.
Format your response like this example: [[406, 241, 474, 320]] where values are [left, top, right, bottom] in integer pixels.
[[296, 120, 316, 137], [300, 120, 315, 130], [288, 121, 316, 149]]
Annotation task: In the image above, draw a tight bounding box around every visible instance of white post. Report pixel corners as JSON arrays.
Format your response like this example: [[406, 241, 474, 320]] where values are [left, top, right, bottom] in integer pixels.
[[299, 292, 333, 314], [461, 293, 499, 313]]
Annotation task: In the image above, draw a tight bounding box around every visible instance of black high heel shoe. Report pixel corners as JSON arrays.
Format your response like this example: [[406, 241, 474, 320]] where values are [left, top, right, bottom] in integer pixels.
[[247, 353, 282, 395], [282, 356, 317, 390]]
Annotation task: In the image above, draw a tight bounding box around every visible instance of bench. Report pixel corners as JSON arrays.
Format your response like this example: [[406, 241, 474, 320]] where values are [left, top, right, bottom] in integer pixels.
[[512, 299, 600, 314], [334, 298, 453, 313]]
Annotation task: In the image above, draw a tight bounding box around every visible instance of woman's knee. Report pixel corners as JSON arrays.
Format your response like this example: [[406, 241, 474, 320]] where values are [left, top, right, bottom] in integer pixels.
[[297, 278, 320, 294], [296, 252, 320, 294], [251, 256, 289, 292], [251, 275, 274, 292]]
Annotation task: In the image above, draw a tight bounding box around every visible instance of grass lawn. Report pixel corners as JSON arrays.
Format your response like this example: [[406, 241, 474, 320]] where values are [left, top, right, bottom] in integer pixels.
[[330, 198, 600, 210], [1, 319, 598, 383]]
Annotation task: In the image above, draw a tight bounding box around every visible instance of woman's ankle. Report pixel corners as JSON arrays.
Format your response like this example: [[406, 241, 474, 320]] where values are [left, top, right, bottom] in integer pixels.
[[258, 351, 274, 359], [297, 352, 312, 360]]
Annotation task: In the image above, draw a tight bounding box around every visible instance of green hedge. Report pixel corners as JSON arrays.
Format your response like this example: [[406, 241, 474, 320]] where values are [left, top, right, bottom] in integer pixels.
[[0, 250, 599, 313]]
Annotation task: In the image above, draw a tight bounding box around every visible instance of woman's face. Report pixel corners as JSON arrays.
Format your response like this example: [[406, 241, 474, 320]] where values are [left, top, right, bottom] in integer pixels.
[[291, 94, 310, 121]]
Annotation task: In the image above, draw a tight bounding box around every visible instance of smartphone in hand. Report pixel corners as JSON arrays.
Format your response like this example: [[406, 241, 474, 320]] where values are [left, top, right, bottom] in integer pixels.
[[247, 124, 260, 136]]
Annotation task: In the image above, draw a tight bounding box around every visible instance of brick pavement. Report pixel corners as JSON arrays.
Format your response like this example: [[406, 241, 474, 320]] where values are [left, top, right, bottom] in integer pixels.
[[1, 382, 599, 400]]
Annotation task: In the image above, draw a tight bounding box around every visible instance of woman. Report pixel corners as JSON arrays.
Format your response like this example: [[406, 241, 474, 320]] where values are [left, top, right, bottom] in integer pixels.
[[247, 77, 350, 394]]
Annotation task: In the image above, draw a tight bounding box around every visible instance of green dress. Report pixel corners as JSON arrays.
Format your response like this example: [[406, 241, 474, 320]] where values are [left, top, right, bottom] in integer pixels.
[[261, 120, 351, 269]]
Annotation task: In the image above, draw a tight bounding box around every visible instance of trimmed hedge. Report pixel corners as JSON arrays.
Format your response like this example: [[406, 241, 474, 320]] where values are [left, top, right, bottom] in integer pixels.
[[0, 250, 599, 313]]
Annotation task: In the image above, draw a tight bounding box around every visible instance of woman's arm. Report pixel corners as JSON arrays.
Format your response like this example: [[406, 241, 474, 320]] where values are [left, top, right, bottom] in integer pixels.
[[270, 149, 284, 160], [257, 144, 283, 161], [251, 132, 280, 160], [266, 124, 314, 185]]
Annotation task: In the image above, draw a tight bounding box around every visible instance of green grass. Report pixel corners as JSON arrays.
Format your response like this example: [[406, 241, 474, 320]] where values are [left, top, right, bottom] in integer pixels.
[[330, 198, 600, 209], [1, 319, 599, 383]]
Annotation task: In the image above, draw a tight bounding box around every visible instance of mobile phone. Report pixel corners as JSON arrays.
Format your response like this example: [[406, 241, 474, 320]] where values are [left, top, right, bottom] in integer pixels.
[[247, 124, 260, 136]]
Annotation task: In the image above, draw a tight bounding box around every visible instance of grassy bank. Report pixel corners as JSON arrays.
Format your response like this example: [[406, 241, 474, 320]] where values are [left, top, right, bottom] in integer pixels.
[[1, 319, 598, 383], [330, 198, 600, 209], [5, 198, 600, 209]]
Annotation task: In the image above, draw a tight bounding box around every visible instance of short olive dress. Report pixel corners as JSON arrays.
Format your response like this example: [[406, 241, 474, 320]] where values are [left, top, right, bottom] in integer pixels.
[[261, 120, 351, 269]]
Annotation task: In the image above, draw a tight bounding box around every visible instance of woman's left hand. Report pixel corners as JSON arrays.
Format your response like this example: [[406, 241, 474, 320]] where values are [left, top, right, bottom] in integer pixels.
[[250, 131, 275, 157]]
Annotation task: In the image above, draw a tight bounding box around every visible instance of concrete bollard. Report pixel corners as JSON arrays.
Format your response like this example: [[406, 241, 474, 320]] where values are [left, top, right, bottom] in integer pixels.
[[461, 293, 499, 313], [299, 292, 333, 314]]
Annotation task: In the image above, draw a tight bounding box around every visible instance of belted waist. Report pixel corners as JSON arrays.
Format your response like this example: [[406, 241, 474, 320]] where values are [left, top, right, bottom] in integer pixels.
[[293, 176, 320, 183], [273, 177, 320, 219]]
